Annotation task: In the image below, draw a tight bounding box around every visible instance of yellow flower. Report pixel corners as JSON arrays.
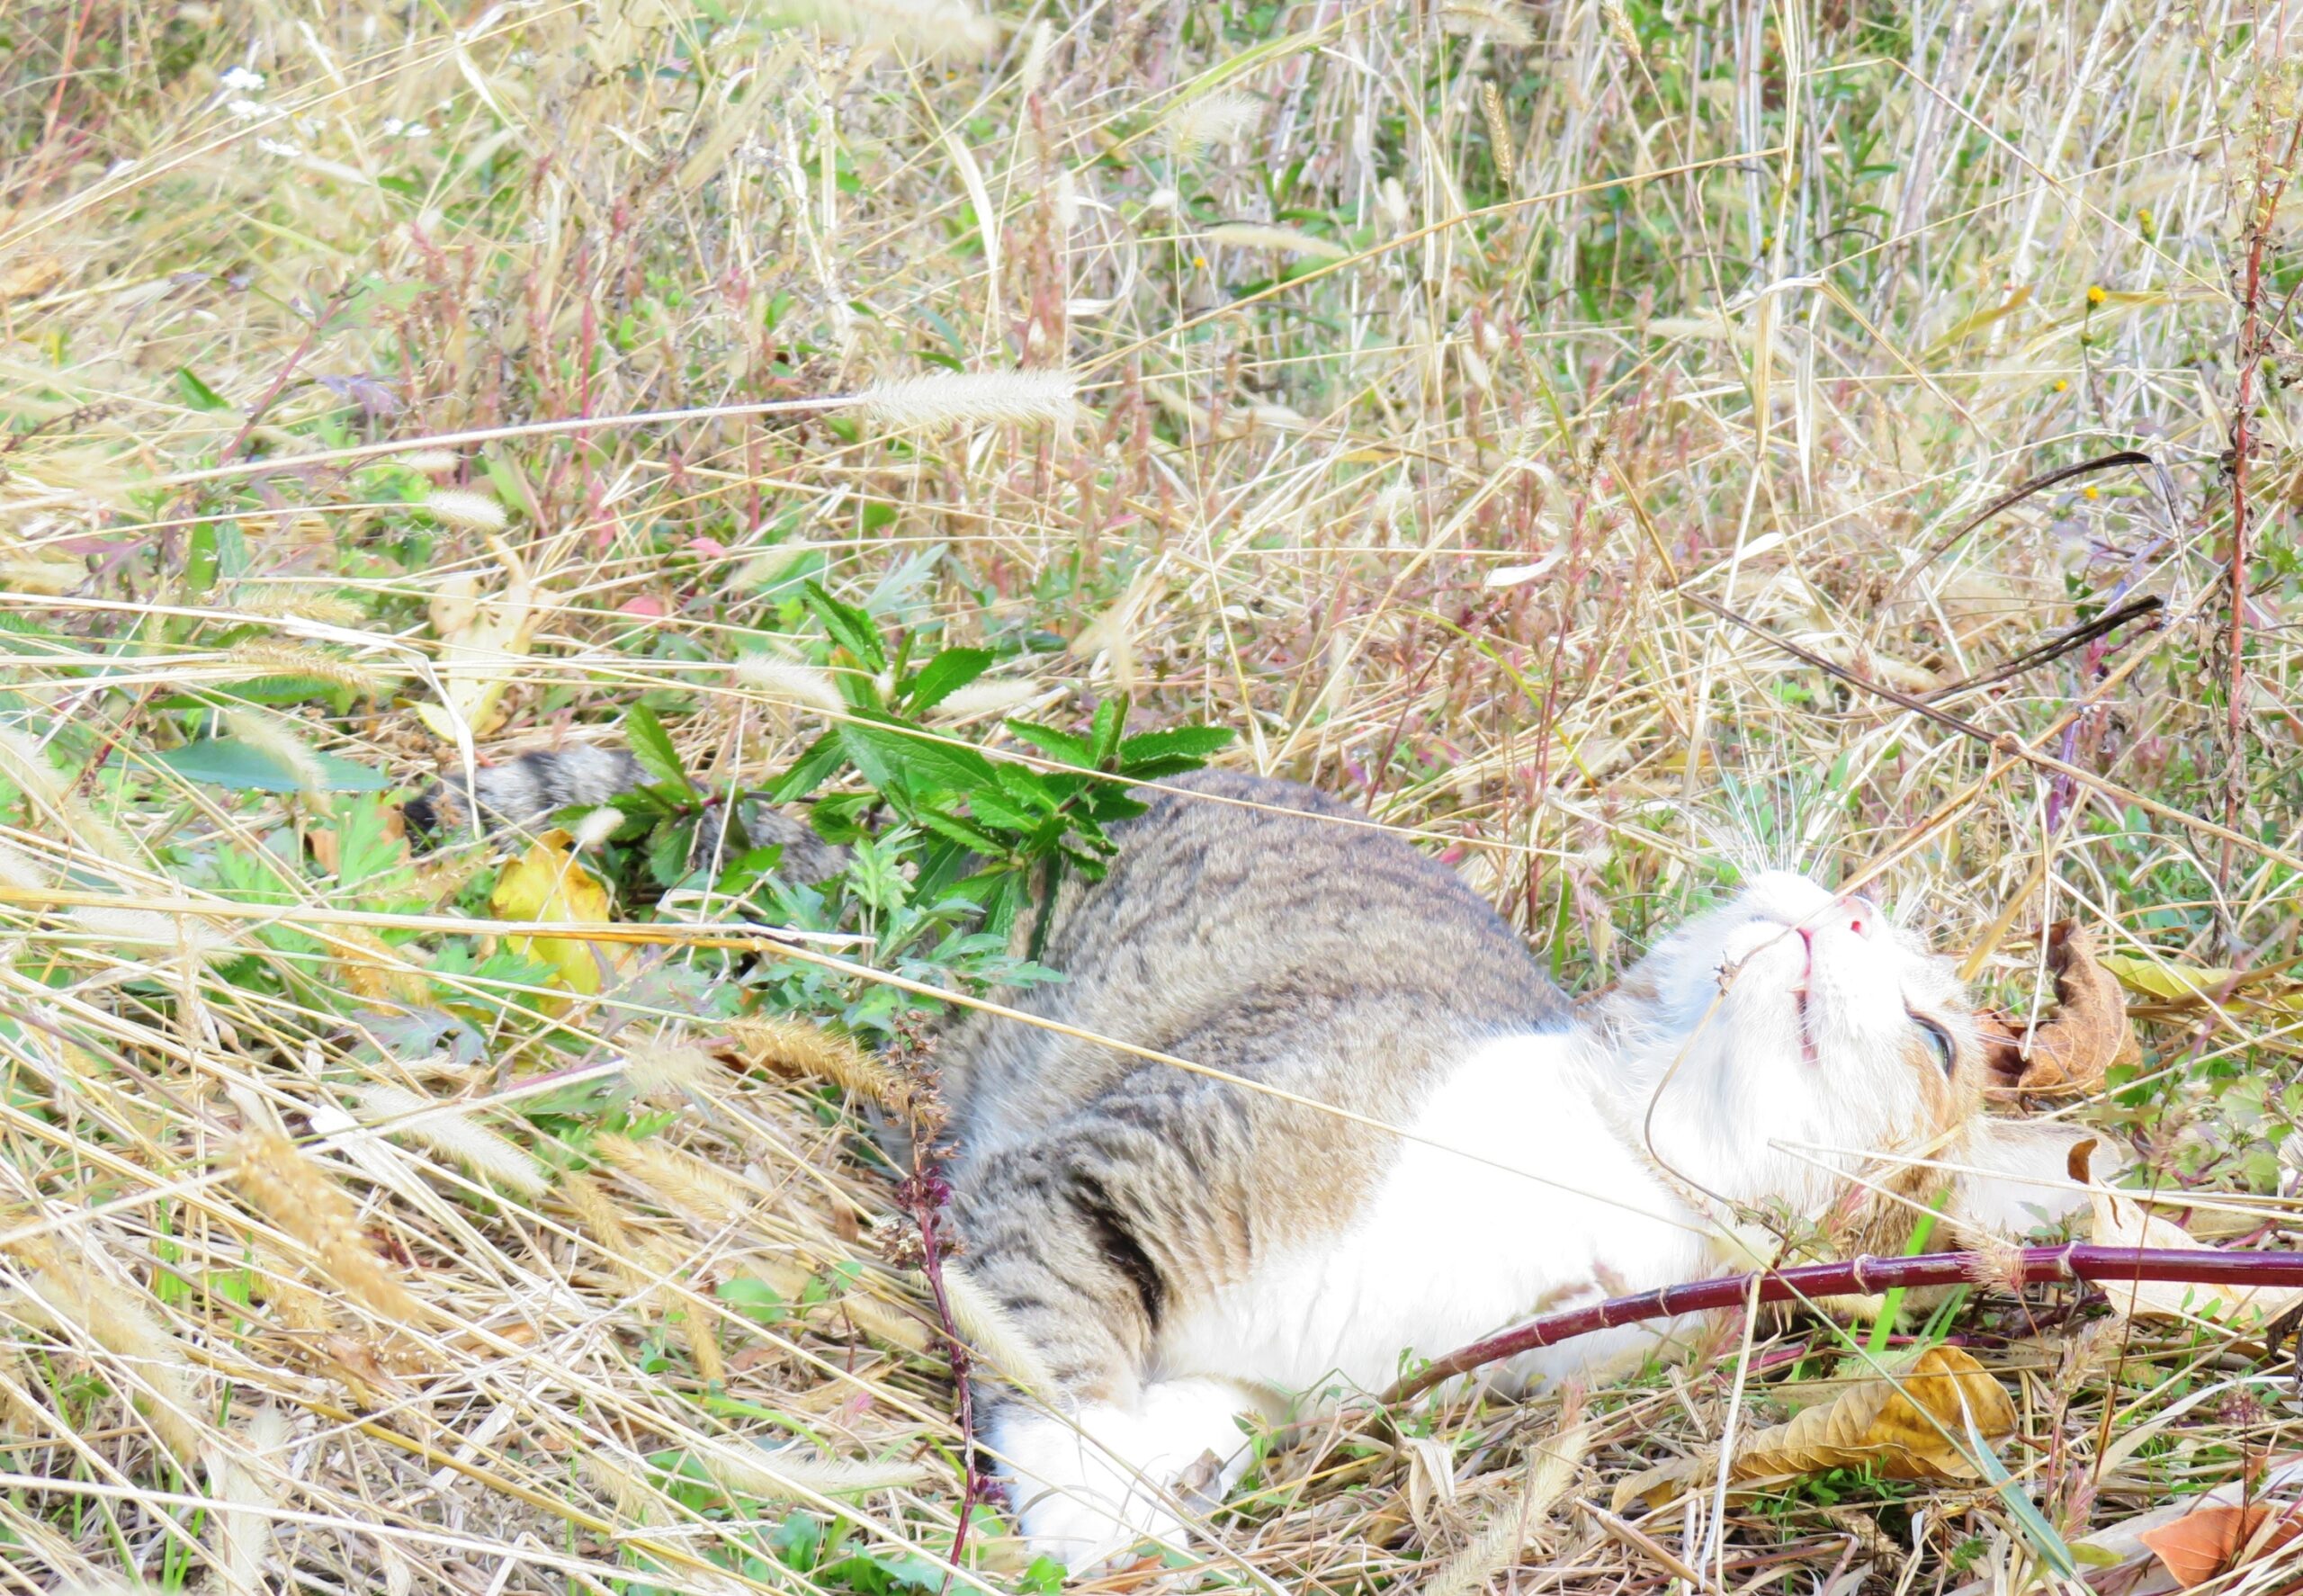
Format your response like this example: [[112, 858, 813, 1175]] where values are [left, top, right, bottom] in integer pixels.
[[2083, 485, 2100, 499], [2052, 379, 2069, 392], [2086, 284, 2108, 306]]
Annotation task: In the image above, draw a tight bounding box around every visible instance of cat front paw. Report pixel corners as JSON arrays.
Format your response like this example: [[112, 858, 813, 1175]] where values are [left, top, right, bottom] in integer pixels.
[[988, 1380, 1254, 1574]]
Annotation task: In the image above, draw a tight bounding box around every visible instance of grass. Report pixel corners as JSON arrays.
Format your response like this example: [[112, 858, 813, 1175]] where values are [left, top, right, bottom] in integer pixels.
[[2, 0, 2300, 1591]]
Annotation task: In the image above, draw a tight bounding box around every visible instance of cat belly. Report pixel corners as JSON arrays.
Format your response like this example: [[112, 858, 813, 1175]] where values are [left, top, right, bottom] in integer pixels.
[[1154, 1031, 1710, 1398]]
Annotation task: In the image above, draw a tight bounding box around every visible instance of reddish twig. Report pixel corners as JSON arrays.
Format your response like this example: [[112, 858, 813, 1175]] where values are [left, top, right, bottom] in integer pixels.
[[884, 1022, 985, 1592], [2220, 109, 2303, 883], [1384, 1245, 2303, 1404]]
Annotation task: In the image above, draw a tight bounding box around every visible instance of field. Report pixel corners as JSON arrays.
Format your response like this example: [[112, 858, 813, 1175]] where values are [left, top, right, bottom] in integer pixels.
[[3, 0, 2300, 1591]]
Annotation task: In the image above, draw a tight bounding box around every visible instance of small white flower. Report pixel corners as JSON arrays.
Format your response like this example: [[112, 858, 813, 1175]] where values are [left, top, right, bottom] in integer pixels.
[[219, 66, 266, 94], [399, 121, 431, 139], [226, 99, 269, 121], [256, 138, 300, 157], [381, 118, 405, 136]]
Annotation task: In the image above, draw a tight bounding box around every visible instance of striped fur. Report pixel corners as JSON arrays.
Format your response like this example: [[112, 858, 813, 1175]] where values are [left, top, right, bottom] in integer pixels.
[[403, 741, 847, 883]]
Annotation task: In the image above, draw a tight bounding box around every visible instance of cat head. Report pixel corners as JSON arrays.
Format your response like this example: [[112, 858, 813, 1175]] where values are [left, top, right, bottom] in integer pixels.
[[1599, 871, 1995, 1224]]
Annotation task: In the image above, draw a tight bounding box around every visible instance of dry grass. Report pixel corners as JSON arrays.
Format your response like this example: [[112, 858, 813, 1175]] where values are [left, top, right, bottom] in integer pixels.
[[2, 1, 2300, 1592]]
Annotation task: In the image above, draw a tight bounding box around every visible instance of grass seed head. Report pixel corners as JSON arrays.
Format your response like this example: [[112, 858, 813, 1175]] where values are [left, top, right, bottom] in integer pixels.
[[227, 1130, 426, 1325], [733, 655, 847, 714], [1160, 89, 1261, 157], [725, 1015, 901, 1107], [854, 370, 1081, 431], [354, 1082, 550, 1197], [422, 489, 510, 533], [694, 1437, 931, 1502]]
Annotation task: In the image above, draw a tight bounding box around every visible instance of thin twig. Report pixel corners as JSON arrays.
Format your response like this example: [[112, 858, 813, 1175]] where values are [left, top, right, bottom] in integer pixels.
[[1384, 1245, 2303, 1404]]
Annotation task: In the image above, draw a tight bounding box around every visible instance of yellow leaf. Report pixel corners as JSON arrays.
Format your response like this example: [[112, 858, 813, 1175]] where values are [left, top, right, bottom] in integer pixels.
[[488, 829, 622, 997], [1613, 1346, 2017, 1511]]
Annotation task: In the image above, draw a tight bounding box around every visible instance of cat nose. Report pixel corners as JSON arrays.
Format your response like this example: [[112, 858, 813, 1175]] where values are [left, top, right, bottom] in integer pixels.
[[1834, 895, 1878, 938]]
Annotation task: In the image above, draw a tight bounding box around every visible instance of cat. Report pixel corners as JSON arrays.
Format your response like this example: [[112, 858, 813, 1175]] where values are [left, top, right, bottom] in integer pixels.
[[403, 741, 848, 883], [407, 748, 2105, 1571]]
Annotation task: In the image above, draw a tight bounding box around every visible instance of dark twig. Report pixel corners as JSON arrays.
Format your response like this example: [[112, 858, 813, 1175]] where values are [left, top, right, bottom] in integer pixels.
[[1884, 449, 2175, 599], [1384, 1245, 2303, 1404], [1679, 589, 2303, 882], [1922, 593, 2164, 702]]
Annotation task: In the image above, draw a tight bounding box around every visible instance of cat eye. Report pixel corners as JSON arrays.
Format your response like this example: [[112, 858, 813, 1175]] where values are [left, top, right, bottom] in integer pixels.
[[1913, 1014, 1956, 1075]]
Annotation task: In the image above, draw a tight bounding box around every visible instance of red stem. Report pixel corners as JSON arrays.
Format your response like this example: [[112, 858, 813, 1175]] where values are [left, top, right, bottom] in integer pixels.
[[1384, 1245, 2303, 1403], [2220, 110, 2303, 883]]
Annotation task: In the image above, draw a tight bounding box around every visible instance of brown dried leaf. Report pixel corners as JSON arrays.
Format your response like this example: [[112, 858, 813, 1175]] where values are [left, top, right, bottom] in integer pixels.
[[2137, 1502, 2302, 1588], [1612, 1346, 2017, 1511], [1980, 920, 2141, 1093]]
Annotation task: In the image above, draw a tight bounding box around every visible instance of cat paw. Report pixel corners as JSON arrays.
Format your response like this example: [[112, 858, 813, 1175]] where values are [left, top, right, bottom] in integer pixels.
[[990, 1379, 1254, 1573]]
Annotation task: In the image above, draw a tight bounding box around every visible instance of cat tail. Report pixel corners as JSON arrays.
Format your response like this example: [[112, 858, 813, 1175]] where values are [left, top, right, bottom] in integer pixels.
[[405, 742, 849, 883]]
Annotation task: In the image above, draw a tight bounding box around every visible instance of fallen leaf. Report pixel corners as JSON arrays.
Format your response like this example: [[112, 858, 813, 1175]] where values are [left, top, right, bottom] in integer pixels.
[[2137, 1502, 2302, 1589], [488, 829, 626, 998], [1979, 920, 2141, 1093], [2098, 952, 2303, 1014], [1, 253, 65, 300], [1611, 1345, 2016, 1511], [2089, 1181, 2303, 1326]]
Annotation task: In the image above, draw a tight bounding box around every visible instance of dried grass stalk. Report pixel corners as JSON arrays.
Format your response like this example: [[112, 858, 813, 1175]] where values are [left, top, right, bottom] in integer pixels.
[[353, 1082, 550, 1197], [694, 1436, 930, 1502], [726, 1016, 901, 1107], [940, 1264, 1059, 1396], [1418, 1425, 1588, 1596], [1203, 222, 1349, 260], [223, 641, 391, 697], [593, 1133, 758, 1224], [227, 1131, 426, 1324], [7, 1234, 202, 1460], [0, 727, 139, 866], [777, 0, 999, 58], [204, 1405, 289, 1596]]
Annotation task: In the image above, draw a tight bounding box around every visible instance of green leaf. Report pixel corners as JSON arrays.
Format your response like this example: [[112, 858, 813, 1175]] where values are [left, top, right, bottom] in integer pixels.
[[647, 818, 698, 888], [175, 367, 231, 411], [902, 647, 993, 712], [914, 803, 1008, 855], [1116, 725, 1233, 771], [151, 740, 388, 794], [837, 718, 997, 798], [990, 761, 1058, 812], [802, 580, 887, 672], [965, 790, 1043, 833], [154, 675, 348, 711], [1089, 694, 1129, 768], [1003, 719, 1094, 768], [768, 731, 845, 802], [623, 704, 689, 790]]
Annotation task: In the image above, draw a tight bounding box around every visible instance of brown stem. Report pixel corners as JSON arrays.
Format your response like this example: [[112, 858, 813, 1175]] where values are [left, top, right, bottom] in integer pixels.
[[1383, 1245, 2303, 1404], [2220, 109, 2303, 885]]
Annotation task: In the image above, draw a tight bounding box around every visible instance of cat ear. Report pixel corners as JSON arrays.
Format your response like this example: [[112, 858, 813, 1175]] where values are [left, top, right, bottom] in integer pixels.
[[1949, 1117, 2124, 1242]]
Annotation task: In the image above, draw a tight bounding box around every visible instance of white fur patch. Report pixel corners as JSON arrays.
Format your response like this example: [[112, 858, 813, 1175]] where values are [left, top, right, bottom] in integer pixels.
[[991, 1378, 1257, 1570]]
